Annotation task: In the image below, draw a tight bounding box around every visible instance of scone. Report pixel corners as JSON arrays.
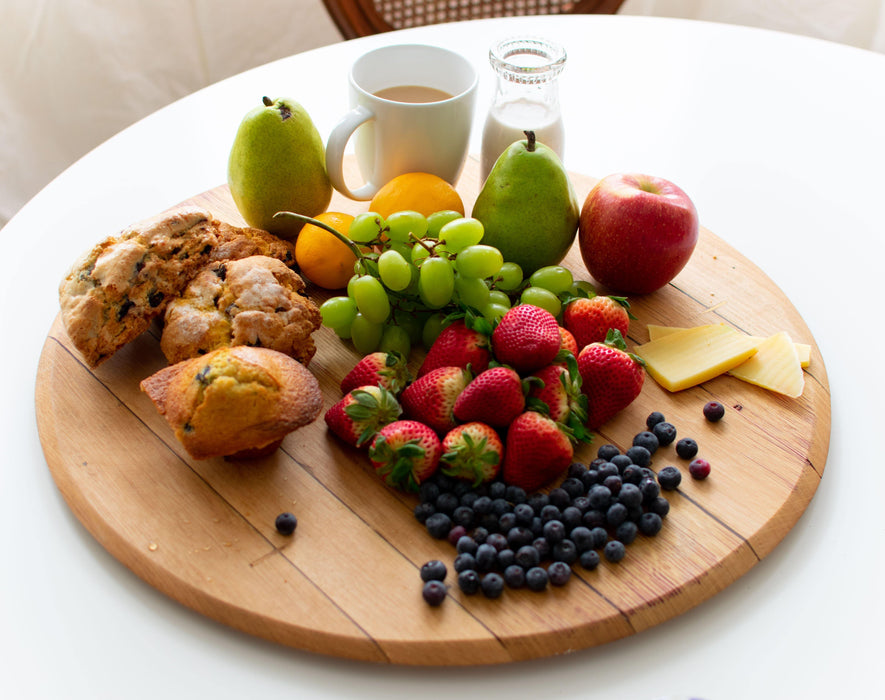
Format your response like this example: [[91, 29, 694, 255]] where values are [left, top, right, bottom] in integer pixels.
[[160, 255, 322, 365], [140, 346, 322, 460], [210, 220, 297, 267], [59, 206, 218, 367]]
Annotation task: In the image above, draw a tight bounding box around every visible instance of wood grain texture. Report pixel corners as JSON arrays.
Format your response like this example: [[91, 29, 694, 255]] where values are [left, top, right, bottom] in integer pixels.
[[36, 156, 830, 665]]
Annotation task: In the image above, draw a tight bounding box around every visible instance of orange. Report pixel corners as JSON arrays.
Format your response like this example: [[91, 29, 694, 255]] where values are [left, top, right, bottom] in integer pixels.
[[294, 211, 357, 290], [369, 172, 465, 219]]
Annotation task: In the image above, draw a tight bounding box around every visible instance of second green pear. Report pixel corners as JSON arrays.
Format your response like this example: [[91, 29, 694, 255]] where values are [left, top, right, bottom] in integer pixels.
[[472, 131, 579, 276], [228, 96, 332, 239]]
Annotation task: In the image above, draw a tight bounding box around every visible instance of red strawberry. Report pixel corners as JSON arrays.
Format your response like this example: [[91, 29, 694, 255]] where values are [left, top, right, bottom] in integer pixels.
[[501, 411, 574, 492], [340, 351, 410, 396], [558, 326, 579, 357], [577, 329, 646, 429], [368, 420, 442, 492], [324, 385, 402, 447], [401, 366, 470, 434], [491, 304, 561, 374], [453, 366, 526, 428], [563, 295, 631, 350], [526, 355, 591, 442], [418, 317, 491, 378], [440, 422, 504, 486]]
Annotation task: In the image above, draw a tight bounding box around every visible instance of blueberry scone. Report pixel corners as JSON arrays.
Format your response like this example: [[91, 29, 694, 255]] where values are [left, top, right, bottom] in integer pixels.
[[210, 220, 297, 267], [160, 255, 322, 366], [58, 207, 219, 367], [140, 345, 322, 460]]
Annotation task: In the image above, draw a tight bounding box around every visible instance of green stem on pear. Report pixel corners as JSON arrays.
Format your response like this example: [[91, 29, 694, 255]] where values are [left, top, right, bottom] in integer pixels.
[[524, 130, 537, 152], [273, 211, 366, 260]]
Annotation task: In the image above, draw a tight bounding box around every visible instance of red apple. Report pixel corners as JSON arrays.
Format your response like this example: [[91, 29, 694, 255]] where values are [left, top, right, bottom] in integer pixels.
[[578, 173, 699, 295]]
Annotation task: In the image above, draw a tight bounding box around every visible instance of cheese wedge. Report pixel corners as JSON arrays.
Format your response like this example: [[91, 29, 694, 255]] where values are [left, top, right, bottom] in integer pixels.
[[647, 324, 811, 368], [634, 324, 761, 392], [728, 331, 805, 397]]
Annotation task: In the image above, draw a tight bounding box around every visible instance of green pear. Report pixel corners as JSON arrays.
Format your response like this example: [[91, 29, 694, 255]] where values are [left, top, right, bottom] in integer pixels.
[[472, 131, 579, 275], [227, 96, 332, 238]]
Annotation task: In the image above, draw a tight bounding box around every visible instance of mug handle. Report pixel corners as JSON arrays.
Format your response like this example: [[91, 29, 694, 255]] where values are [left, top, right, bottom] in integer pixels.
[[325, 105, 379, 201]]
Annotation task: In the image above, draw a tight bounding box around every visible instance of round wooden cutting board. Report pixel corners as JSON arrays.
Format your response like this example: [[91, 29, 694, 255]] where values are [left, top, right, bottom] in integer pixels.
[[36, 157, 830, 665]]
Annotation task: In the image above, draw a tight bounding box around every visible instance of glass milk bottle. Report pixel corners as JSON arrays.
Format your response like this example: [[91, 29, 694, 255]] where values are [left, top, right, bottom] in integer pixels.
[[480, 37, 567, 183]]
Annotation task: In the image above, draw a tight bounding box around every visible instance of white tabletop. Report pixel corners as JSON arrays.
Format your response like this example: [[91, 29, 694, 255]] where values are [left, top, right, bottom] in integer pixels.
[[2, 14, 883, 700]]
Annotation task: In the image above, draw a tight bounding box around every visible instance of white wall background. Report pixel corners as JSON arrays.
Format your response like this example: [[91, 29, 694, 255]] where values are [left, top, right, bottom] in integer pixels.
[[2, 0, 883, 229]]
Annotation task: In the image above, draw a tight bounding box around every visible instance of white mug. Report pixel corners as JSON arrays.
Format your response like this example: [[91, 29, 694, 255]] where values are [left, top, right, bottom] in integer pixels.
[[325, 44, 478, 201]]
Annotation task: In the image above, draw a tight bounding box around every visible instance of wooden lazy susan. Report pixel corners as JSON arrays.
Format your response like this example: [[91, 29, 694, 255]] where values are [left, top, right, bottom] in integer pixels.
[[36, 157, 830, 665]]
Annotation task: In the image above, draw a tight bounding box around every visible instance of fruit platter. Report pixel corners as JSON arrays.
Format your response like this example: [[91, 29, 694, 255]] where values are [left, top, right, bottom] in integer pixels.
[[36, 94, 829, 666]]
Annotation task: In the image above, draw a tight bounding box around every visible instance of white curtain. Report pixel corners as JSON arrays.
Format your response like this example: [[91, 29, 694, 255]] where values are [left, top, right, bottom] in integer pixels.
[[2, 0, 884, 229]]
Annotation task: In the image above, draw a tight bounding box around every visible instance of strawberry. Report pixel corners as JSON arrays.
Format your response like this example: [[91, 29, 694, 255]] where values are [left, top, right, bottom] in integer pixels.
[[526, 355, 591, 443], [368, 420, 442, 492], [440, 422, 504, 486], [491, 304, 561, 374], [558, 326, 579, 357], [400, 366, 470, 434], [563, 295, 632, 350], [501, 411, 574, 492], [577, 329, 646, 429], [453, 366, 527, 428], [324, 385, 402, 447], [340, 351, 410, 396], [418, 316, 491, 378]]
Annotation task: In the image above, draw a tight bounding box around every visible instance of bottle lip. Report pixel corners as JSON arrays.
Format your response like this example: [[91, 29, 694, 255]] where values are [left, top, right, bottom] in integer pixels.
[[489, 36, 567, 84]]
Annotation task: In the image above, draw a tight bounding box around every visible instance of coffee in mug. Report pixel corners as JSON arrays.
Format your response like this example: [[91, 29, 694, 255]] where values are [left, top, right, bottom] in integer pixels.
[[325, 44, 478, 201]]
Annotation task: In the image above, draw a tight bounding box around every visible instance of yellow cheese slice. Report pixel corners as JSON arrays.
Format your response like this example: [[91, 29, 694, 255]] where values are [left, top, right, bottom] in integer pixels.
[[634, 324, 760, 392], [647, 324, 811, 368], [728, 331, 805, 398]]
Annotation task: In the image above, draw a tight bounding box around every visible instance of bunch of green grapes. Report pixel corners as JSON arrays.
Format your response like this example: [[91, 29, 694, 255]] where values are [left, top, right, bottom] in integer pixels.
[[279, 208, 594, 358]]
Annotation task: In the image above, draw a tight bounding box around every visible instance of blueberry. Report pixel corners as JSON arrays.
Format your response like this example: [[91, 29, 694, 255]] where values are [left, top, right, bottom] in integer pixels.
[[459, 491, 479, 509], [424, 512, 452, 539], [451, 505, 475, 528], [632, 431, 660, 455], [675, 437, 699, 459], [652, 421, 677, 446], [579, 549, 600, 570], [548, 561, 572, 586], [561, 478, 585, 500], [413, 501, 435, 524], [567, 461, 588, 479], [622, 464, 644, 485], [618, 482, 643, 510], [548, 488, 571, 510], [481, 573, 505, 598], [497, 548, 516, 569], [456, 535, 478, 555], [447, 524, 466, 545], [606, 502, 628, 527], [540, 504, 562, 522], [703, 401, 726, 422], [419, 481, 440, 504], [435, 492, 459, 515], [582, 509, 606, 529], [491, 497, 511, 516], [638, 512, 663, 536], [488, 481, 507, 499], [552, 539, 578, 564], [689, 458, 712, 480], [420, 559, 447, 582], [570, 526, 595, 552], [615, 520, 638, 545], [472, 526, 489, 544], [603, 474, 623, 496], [590, 526, 609, 550], [473, 495, 493, 515], [514, 502, 535, 525], [515, 544, 541, 569], [647, 496, 671, 517], [504, 564, 526, 588], [505, 485, 527, 504], [475, 543, 498, 571], [532, 537, 551, 560], [604, 540, 627, 563], [626, 445, 652, 467], [454, 552, 477, 573], [485, 532, 509, 552], [274, 512, 297, 535], [457, 569, 481, 594], [581, 469, 600, 489], [506, 526, 534, 550], [599, 460, 621, 479], [526, 492, 549, 514], [639, 477, 661, 503], [497, 511, 517, 532], [588, 484, 612, 510], [572, 496, 591, 513], [658, 466, 683, 491], [422, 580, 447, 606], [561, 506, 583, 530], [597, 443, 621, 461], [646, 411, 666, 429], [526, 566, 549, 591], [543, 519, 566, 544]]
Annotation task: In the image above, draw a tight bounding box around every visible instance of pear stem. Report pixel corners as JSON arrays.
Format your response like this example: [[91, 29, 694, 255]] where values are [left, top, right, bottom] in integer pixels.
[[272, 211, 364, 260], [262, 96, 273, 107], [524, 130, 537, 152]]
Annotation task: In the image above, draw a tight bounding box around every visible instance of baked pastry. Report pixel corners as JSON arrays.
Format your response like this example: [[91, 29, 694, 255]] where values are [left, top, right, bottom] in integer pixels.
[[160, 255, 321, 365], [140, 346, 322, 460], [59, 208, 299, 368], [59, 206, 218, 367]]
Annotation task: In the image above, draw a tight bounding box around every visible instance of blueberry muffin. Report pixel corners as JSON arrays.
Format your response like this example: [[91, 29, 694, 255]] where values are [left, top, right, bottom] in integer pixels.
[[58, 207, 218, 367], [160, 255, 321, 366], [140, 345, 322, 460]]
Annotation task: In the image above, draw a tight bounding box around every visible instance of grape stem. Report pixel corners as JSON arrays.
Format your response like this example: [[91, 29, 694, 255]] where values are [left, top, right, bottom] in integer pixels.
[[273, 211, 367, 260]]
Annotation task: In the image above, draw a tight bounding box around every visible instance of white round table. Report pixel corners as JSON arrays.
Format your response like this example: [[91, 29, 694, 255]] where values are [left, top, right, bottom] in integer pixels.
[[2, 15, 882, 700]]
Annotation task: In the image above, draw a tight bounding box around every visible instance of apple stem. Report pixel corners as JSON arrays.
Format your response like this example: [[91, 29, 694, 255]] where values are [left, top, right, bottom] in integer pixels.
[[524, 130, 537, 152]]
